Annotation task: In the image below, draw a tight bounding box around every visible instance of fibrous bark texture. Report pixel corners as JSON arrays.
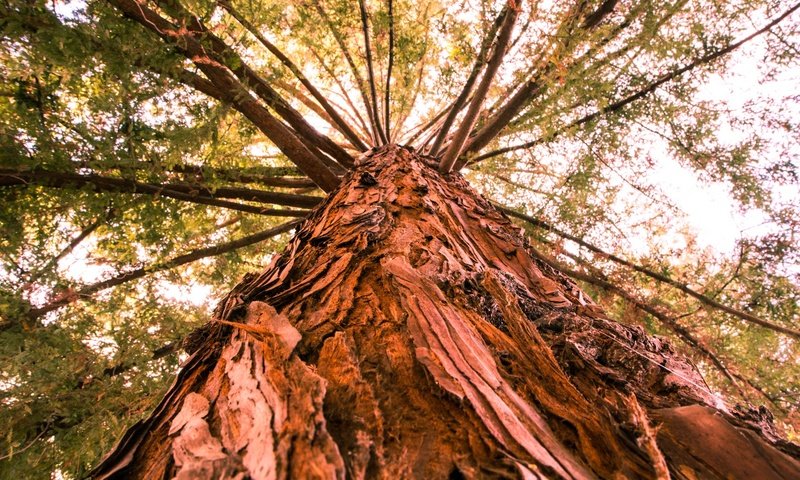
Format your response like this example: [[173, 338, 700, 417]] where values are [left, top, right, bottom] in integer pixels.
[[92, 145, 800, 479]]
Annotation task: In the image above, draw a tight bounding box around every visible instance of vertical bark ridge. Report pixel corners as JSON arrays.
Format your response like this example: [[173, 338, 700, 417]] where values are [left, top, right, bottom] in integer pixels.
[[92, 145, 800, 479]]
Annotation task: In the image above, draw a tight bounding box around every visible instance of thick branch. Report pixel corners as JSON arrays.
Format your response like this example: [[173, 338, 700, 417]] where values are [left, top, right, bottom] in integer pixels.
[[582, 0, 620, 29], [27, 220, 302, 319], [474, 1, 800, 162], [1, 168, 319, 214], [107, 0, 341, 191], [499, 205, 800, 340], [460, 79, 542, 162], [176, 69, 226, 99], [157, 0, 354, 170], [438, 0, 520, 173]]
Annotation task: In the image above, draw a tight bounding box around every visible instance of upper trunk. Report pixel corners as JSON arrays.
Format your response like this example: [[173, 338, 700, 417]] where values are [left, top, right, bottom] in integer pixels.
[[91, 145, 800, 479]]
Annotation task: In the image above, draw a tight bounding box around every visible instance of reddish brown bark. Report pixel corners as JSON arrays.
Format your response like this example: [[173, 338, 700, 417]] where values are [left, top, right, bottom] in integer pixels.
[[91, 146, 800, 479]]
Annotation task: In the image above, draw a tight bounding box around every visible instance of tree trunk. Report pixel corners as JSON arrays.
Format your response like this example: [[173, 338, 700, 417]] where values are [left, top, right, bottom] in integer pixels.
[[91, 145, 800, 479]]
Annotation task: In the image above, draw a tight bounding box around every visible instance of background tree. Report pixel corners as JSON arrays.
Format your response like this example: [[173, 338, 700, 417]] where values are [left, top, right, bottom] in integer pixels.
[[0, 0, 799, 477]]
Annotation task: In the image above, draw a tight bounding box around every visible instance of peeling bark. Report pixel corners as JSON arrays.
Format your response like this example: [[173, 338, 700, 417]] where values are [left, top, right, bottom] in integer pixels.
[[92, 146, 800, 479]]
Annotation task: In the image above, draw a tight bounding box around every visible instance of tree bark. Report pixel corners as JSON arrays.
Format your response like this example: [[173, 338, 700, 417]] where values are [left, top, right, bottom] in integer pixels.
[[91, 146, 800, 479]]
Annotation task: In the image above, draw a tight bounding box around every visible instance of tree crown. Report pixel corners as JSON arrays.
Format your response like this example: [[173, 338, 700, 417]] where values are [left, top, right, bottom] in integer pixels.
[[1, 0, 799, 476]]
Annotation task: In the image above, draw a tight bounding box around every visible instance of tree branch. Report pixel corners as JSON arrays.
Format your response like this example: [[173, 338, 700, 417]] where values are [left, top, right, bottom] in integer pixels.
[[305, 45, 374, 141], [101, 342, 179, 378], [428, 6, 509, 157], [384, 0, 394, 141], [216, 0, 368, 152], [357, 0, 388, 144], [405, 99, 457, 146], [460, 0, 621, 162], [394, 22, 433, 142], [474, 1, 800, 162], [438, 0, 520, 173], [581, 0, 620, 30], [156, 0, 354, 170], [176, 69, 227, 99], [168, 163, 317, 189], [499, 205, 800, 340], [27, 220, 302, 319], [26, 208, 116, 284], [69, 158, 317, 189], [0, 167, 319, 214], [312, 0, 380, 146], [107, 0, 341, 191]]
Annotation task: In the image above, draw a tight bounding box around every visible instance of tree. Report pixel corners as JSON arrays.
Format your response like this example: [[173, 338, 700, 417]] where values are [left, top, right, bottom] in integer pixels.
[[1, 0, 799, 478]]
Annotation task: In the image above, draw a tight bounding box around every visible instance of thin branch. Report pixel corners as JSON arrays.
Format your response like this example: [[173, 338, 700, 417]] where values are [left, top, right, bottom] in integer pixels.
[[438, 0, 520, 173], [357, 0, 388, 144], [404, 99, 456, 146], [474, 1, 800, 162], [305, 45, 374, 141], [72, 159, 316, 189], [429, 6, 509, 157], [0, 423, 51, 462], [732, 372, 782, 409], [101, 342, 179, 378], [0, 167, 323, 207], [498, 205, 800, 340], [170, 164, 317, 189], [384, 0, 394, 140], [394, 10, 434, 141], [459, 0, 620, 163], [500, 3, 673, 134], [27, 220, 302, 319], [272, 78, 337, 128], [312, 0, 380, 145], [217, 0, 368, 152], [137, 182, 322, 208], [174, 168, 315, 189], [27, 208, 116, 284], [482, 172, 549, 195]]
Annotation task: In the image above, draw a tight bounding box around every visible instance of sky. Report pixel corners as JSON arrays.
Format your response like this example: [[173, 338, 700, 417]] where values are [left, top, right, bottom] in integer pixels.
[[648, 35, 799, 255]]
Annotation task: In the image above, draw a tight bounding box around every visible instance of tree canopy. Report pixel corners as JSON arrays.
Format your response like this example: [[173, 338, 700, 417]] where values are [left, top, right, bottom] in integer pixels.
[[1, 0, 799, 477]]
